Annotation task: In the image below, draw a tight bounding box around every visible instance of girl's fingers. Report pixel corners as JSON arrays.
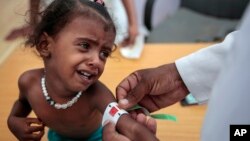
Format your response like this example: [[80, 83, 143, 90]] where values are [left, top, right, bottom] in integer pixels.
[[28, 125, 45, 133], [26, 118, 43, 125], [23, 130, 45, 141]]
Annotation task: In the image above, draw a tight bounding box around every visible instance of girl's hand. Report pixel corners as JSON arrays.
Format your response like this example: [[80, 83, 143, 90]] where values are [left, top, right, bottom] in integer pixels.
[[8, 116, 45, 141]]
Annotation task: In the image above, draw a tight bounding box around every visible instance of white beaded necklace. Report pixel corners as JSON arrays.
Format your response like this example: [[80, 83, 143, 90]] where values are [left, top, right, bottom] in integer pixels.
[[41, 76, 82, 109]]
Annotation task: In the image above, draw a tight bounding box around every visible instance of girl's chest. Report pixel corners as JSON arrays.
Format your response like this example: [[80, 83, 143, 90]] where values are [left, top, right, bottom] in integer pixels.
[[27, 91, 100, 129]]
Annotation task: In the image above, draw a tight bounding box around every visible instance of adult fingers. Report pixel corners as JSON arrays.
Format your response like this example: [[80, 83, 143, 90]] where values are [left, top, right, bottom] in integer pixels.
[[145, 117, 157, 134], [118, 79, 148, 109], [138, 96, 163, 112], [103, 122, 131, 141], [136, 113, 157, 134], [116, 72, 141, 101]]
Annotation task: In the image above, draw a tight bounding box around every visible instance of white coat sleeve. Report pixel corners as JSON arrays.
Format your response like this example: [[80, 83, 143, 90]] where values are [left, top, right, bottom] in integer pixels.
[[201, 5, 250, 141], [175, 32, 236, 103]]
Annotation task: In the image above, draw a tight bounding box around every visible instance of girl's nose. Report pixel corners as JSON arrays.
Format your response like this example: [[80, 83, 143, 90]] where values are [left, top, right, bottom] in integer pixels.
[[87, 53, 102, 68]]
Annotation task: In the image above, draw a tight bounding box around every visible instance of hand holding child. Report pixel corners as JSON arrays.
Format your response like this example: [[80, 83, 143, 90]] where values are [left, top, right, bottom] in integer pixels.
[[103, 113, 158, 141]]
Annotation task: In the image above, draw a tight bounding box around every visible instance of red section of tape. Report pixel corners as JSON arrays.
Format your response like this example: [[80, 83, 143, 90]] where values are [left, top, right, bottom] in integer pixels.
[[109, 106, 118, 116]]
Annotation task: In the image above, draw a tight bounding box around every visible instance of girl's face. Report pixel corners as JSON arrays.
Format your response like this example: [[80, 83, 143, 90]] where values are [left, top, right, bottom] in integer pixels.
[[46, 16, 115, 92]]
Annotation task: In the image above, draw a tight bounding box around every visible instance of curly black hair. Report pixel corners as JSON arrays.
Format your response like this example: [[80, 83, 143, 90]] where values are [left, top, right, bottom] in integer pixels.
[[26, 0, 116, 48]]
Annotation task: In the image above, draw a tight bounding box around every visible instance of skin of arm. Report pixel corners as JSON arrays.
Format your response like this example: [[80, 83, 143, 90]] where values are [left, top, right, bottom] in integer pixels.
[[29, 0, 40, 26], [7, 72, 45, 141], [120, 0, 138, 47], [91, 81, 159, 141], [5, 0, 41, 41]]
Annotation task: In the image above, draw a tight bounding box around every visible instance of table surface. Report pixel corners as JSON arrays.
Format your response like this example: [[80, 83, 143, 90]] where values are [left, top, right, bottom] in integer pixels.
[[0, 43, 212, 141]]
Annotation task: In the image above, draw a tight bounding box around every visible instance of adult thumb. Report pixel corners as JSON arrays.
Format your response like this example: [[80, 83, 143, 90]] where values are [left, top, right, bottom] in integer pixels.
[[118, 82, 148, 109], [103, 122, 130, 141]]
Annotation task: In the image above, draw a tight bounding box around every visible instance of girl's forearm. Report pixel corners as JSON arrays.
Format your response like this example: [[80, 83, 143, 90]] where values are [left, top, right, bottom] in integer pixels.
[[9, 100, 32, 117]]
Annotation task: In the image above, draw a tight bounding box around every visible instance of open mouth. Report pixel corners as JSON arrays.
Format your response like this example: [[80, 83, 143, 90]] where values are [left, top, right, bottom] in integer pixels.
[[78, 71, 92, 80], [77, 70, 98, 82]]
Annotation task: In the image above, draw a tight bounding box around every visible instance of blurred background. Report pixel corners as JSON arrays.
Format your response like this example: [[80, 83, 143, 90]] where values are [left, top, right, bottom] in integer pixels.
[[144, 0, 248, 43], [1, 0, 249, 63], [0, 1, 28, 65]]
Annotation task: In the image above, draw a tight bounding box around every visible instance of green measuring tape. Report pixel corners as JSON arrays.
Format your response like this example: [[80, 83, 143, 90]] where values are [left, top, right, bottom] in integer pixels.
[[128, 105, 177, 122]]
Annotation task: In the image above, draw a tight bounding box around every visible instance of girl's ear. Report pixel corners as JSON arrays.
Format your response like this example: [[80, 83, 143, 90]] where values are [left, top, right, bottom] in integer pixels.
[[37, 32, 53, 58]]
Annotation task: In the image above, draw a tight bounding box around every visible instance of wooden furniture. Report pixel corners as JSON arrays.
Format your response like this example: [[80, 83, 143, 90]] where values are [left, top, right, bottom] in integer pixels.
[[0, 43, 211, 141]]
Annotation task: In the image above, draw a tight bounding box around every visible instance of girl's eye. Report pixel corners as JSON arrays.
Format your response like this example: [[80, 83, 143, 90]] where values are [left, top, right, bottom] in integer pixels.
[[80, 42, 90, 49], [100, 50, 111, 59]]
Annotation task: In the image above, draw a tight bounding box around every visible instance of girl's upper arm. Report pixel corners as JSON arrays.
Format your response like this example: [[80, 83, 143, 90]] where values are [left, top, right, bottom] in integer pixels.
[[9, 72, 33, 117], [18, 72, 31, 103], [88, 81, 116, 114]]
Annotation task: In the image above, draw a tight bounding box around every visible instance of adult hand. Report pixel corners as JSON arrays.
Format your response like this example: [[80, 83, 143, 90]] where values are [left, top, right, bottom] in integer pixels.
[[7, 116, 45, 141], [120, 24, 138, 47], [103, 122, 130, 141], [116, 63, 189, 112], [103, 113, 157, 141]]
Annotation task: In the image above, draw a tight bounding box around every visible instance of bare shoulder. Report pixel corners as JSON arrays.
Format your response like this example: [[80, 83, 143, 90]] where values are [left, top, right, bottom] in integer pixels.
[[87, 81, 114, 97], [86, 81, 116, 112], [18, 68, 44, 94]]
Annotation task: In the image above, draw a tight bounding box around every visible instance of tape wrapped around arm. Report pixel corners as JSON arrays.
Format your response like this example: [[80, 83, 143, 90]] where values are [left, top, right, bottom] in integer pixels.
[[102, 102, 128, 126]]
